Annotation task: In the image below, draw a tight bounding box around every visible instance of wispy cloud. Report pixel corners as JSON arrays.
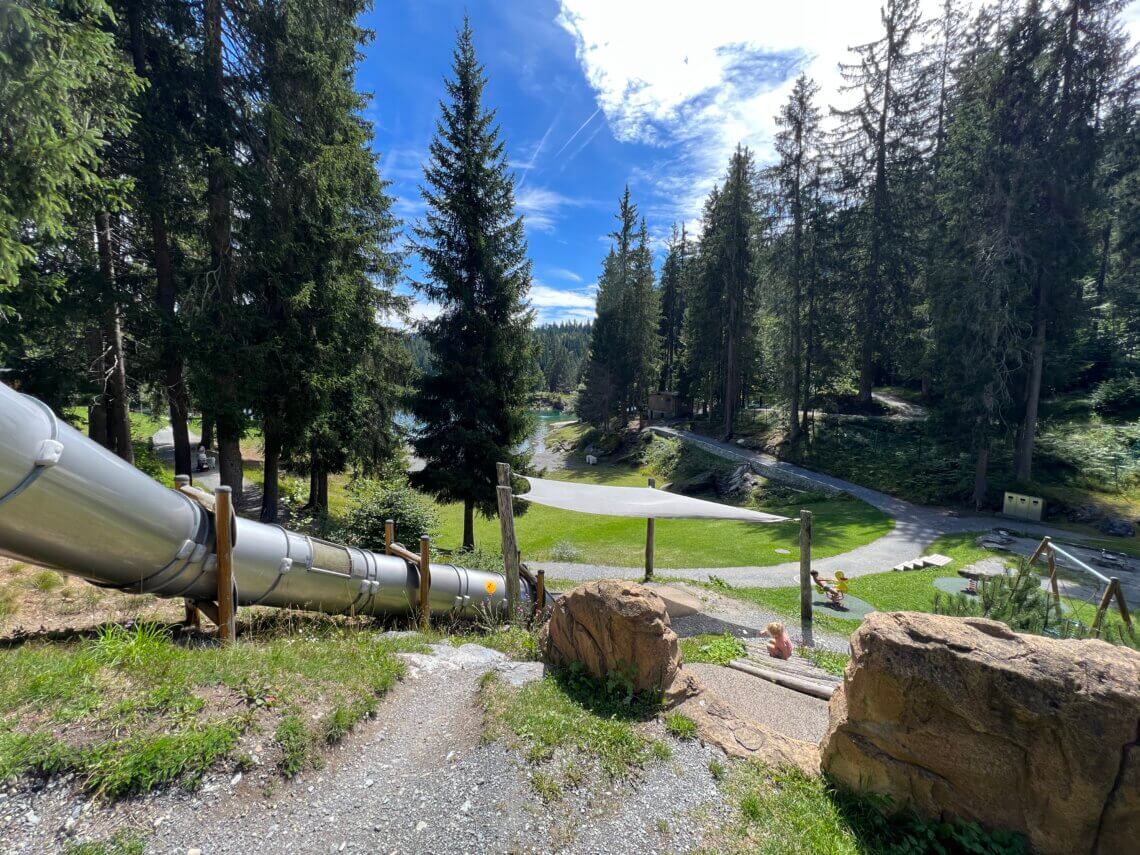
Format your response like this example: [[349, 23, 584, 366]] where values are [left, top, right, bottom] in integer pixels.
[[556, 1, 986, 222], [552, 106, 601, 159], [515, 186, 581, 232], [548, 267, 583, 283], [528, 282, 597, 323]]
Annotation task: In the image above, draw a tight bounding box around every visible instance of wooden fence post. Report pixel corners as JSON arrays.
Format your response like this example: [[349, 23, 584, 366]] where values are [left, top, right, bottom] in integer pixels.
[[385, 519, 394, 555], [419, 535, 431, 630], [1092, 578, 1117, 632], [495, 462, 520, 620], [799, 509, 813, 644], [214, 486, 236, 643], [644, 477, 656, 582], [1047, 546, 1061, 612]]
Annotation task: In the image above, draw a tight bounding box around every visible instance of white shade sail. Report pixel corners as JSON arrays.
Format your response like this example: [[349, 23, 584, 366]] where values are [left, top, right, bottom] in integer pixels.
[[518, 476, 791, 523]]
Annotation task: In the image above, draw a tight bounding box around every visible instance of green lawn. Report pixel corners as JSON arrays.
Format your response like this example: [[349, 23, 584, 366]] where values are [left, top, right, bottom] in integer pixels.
[[432, 463, 892, 568], [695, 532, 1011, 636]]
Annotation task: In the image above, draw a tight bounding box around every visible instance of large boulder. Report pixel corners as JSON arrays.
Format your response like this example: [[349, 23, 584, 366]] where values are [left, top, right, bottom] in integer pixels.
[[820, 612, 1140, 855], [542, 580, 680, 693]]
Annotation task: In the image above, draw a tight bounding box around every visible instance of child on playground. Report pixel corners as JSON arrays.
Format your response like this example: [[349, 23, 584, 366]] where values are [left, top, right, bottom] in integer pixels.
[[762, 621, 793, 660]]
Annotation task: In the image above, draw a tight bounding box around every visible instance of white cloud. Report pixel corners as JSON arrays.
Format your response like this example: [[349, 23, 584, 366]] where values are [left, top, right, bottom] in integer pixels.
[[528, 282, 597, 323], [556, 0, 998, 221], [515, 186, 581, 232], [548, 267, 583, 282]]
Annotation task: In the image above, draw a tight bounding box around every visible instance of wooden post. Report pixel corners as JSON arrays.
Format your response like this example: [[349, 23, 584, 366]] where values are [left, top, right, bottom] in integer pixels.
[[384, 519, 394, 555], [1092, 578, 1116, 632], [1047, 547, 1061, 612], [799, 509, 813, 645], [644, 477, 656, 582], [419, 535, 431, 631], [533, 568, 546, 624], [495, 462, 520, 618], [214, 486, 236, 643], [1028, 535, 1051, 567], [1113, 579, 1133, 635], [174, 476, 201, 629]]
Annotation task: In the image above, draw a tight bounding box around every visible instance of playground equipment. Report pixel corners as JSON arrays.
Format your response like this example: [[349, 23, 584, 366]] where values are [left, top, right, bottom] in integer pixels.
[[1025, 535, 1134, 638], [0, 384, 544, 632]]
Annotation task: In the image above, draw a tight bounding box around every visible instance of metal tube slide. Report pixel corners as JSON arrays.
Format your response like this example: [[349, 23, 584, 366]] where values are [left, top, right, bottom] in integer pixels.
[[0, 383, 534, 619]]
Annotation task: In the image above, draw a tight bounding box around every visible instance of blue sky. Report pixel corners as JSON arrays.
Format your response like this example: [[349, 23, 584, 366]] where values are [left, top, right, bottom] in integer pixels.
[[359, 0, 1140, 325]]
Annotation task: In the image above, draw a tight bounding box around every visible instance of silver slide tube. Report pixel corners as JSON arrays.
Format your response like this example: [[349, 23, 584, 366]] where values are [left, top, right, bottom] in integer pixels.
[[0, 383, 534, 619]]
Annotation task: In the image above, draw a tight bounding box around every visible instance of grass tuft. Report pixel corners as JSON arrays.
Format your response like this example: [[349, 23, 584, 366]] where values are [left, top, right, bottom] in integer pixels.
[[664, 712, 698, 740]]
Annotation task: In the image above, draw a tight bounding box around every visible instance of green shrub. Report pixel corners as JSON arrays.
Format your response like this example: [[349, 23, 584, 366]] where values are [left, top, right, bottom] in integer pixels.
[[338, 478, 440, 549], [549, 539, 582, 562], [1092, 375, 1140, 419], [132, 441, 173, 487]]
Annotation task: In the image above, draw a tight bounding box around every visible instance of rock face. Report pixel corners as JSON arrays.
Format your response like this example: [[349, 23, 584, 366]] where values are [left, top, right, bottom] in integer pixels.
[[542, 580, 680, 693], [1099, 517, 1136, 538], [821, 612, 1140, 855]]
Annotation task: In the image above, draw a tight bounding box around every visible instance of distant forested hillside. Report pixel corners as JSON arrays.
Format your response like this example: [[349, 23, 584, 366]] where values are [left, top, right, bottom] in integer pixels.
[[534, 322, 592, 393]]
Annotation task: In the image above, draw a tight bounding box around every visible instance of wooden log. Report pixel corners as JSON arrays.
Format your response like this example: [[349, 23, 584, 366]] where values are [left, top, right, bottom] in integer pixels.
[[419, 535, 431, 630], [1112, 579, 1133, 634], [388, 542, 420, 565], [496, 483, 520, 620], [1027, 535, 1051, 567], [214, 486, 236, 643], [644, 477, 656, 582], [1092, 578, 1116, 632], [384, 519, 394, 555], [799, 509, 813, 632]]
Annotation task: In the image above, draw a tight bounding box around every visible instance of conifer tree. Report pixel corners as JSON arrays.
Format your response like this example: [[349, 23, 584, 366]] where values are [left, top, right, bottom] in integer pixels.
[[831, 0, 932, 404], [578, 188, 658, 429], [410, 19, 537, 550], [770, 76, 823, 440], [657, 224, 689, 392]]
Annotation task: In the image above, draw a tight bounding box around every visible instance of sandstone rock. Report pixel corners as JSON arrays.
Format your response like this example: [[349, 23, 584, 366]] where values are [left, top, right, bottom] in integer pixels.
[[644, 583, 703, 617], [667, 671, 819, 774], [820, 611, 1140, 855], [542, 580, 680, 693]]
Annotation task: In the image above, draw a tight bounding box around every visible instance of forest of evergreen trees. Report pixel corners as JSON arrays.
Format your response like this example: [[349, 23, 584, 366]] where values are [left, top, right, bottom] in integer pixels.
[[579, 0, 1138, 507]]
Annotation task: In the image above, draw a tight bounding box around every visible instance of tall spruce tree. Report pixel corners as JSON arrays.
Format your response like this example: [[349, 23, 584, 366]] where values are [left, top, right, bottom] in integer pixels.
[[410, 19, 537, 550], [770, 76, 823, 440], [683, 146, 759, 438], [831, 0, 932, 404], [578, 188, 658, 429], [657, 223, 688, 392]]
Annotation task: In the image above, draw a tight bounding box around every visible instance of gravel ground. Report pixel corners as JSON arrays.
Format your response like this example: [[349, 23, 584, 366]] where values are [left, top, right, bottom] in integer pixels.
[[2, 644, 735, 855], [684, 664, 831, 744]]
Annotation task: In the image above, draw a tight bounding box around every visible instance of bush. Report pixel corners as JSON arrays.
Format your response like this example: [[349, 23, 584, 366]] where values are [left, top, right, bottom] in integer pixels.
[[337, 478, 440, 550], [1092, 375, 1140, 419], [549, 540, 582, 562]]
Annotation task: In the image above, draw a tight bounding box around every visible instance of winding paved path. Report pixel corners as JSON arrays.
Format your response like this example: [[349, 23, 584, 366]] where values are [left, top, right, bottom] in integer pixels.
[[532, 426, 1133, 591]]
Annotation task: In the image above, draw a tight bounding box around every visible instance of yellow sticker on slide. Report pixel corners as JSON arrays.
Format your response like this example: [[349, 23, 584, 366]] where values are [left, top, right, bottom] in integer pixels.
[[485, 580, 497, 595]]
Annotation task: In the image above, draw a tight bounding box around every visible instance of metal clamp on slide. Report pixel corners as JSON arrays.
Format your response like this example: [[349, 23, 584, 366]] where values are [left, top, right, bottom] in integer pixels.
[[0, 438, 64, 509]]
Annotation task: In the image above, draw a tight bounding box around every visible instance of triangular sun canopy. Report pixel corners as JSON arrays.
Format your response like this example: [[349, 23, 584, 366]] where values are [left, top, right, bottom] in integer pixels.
[[518, 476, 791, 523]]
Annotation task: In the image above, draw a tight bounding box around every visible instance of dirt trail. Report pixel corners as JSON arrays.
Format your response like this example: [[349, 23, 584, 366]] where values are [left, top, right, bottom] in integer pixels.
[[4, 644, 732, 854]]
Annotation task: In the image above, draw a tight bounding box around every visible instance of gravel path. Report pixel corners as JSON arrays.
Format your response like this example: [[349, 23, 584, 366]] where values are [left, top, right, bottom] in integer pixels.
[[3, 644, 735, 855], [684, 663, 831, 744]]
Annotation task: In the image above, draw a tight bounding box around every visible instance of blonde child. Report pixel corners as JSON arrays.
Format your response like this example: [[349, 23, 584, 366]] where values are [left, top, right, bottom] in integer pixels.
[[763, 621, 792, 660]]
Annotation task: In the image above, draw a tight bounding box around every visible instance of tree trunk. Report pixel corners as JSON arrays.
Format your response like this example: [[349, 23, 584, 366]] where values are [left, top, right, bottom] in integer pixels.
[[260, 417, 281, 523], [95, 210, 133, 463], [85, 328, 110, 448], [126, 0, 191, 480], [972, 444, 989, 510], [200, 414, 214, 450], [218, 432, 243, 504], [463, 497, 475, 551], [1014, 276, 1047, 482]]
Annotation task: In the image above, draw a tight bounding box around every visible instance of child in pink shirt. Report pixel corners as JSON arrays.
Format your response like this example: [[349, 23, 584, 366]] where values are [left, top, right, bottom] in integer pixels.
[[764, 621, 793, 660]]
